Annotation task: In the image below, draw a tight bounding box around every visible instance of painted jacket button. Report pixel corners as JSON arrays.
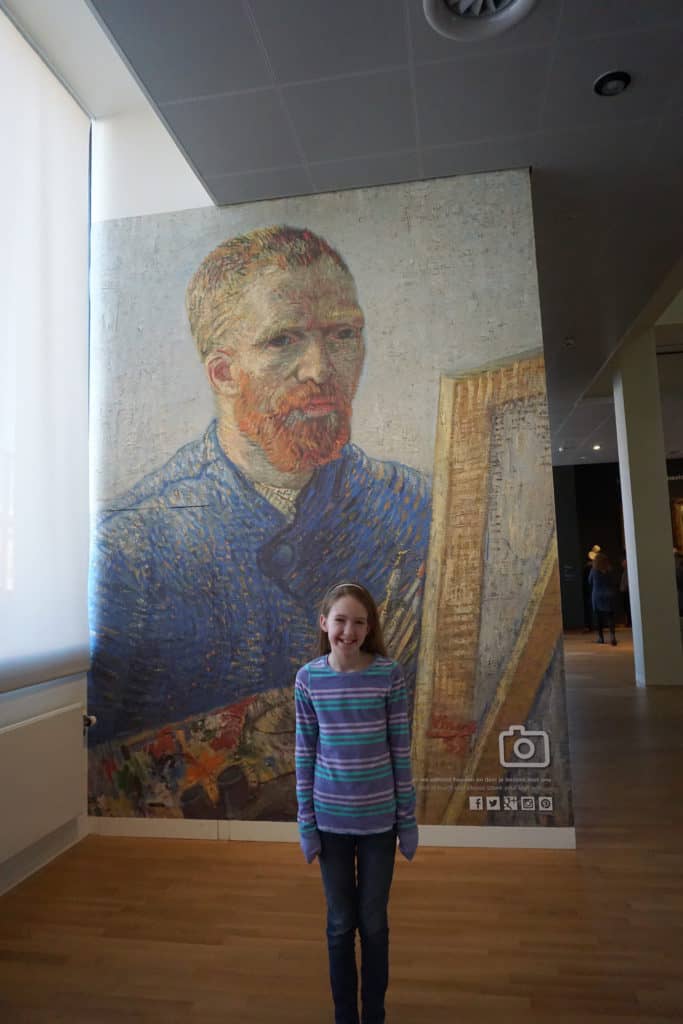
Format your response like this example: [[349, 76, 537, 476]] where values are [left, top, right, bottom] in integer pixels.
[[269, 542, 295, 569]]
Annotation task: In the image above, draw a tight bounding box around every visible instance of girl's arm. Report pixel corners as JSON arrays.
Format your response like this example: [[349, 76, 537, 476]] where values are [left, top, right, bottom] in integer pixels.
[[387, 663, 418, 860], [294, 670, 321, 863]]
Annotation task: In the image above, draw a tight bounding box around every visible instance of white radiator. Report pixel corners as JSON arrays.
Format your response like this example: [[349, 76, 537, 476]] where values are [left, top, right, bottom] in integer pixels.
[[0, 703, 85, 863]]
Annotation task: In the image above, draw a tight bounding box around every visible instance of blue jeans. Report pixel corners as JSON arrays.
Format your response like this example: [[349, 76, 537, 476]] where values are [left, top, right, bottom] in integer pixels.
[[319, 829, 396, 1024]]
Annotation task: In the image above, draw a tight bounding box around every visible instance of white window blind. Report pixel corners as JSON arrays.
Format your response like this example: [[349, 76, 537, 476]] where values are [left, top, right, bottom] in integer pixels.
[[0, 12, 90, 692]]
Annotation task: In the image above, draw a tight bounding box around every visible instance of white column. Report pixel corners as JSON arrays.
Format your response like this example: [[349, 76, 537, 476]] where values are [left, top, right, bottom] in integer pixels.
[[613, 329, 683, 686]]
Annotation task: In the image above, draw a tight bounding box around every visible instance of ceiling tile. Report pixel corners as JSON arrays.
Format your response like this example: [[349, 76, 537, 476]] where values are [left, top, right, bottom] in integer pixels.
[[545, 340, 611, 423], [536, 254, 618, 383], [529, 119, 661, 229], [414, 48, 549, 146], [160, 90, 301, 177], [310, 151, 420, 193], [422, 136, 532, 179], [529, 119, 659, 179], [558, 0, 683, 40], [542, 29, 682, 132], [90, 0, 271, 102], [594, 204, 683, 344], [408, 0, 562, 64], [571, 399, 615, 432], [249, 0, 407, 83], [207, 165, 313, 205], [532, 180, 610, 264], [283, 69, 415, 162]]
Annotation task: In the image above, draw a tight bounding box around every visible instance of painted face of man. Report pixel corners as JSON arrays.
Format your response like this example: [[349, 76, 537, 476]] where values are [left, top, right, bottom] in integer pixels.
[[211, 257, 366, 473]]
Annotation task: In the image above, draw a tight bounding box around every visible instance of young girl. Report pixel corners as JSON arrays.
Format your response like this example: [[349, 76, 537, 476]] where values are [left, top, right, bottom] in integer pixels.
[[295, 581, 418, 1024]]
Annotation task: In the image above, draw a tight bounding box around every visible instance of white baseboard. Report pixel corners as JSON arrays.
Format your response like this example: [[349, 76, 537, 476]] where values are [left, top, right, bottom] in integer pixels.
[[223, 820, 299, 842], [0, 815, 87, 896], [88, 817, 299, 842], [87, 816, 575, 849], [89, 816, 219, 840]]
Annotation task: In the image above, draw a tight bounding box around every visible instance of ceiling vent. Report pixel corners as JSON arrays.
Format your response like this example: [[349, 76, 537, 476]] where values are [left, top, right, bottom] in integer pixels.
[[423, 0, 538, 41]]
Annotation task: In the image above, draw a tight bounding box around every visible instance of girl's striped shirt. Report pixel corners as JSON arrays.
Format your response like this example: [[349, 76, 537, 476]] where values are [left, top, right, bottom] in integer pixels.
[[295, 655, 417, 838]]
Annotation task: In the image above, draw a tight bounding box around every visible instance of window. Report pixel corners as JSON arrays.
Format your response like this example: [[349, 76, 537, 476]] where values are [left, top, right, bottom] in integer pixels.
[[0, 11, 90, 691]]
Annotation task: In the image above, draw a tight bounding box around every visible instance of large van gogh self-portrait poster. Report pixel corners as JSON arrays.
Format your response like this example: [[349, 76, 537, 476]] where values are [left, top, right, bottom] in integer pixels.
[[89, 171, 573, 831]]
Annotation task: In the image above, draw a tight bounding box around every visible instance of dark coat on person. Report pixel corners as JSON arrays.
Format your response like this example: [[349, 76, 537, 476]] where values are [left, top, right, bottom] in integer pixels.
[[588, 566, 618, 613]]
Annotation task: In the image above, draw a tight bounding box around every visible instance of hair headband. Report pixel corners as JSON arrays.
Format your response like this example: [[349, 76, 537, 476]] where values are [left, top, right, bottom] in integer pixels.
[[328, 582, 365, 594]]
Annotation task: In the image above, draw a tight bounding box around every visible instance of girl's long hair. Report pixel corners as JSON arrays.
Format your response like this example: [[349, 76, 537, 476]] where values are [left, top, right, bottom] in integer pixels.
[[317, 582, 388, 658]]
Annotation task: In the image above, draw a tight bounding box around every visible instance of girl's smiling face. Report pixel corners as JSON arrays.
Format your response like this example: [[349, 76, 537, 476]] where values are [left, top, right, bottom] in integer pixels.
[[320, 594, 370, 664]]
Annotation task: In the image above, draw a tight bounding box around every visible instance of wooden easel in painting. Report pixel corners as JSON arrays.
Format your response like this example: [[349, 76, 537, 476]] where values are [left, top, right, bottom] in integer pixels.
[[412, 353, 563, 825]]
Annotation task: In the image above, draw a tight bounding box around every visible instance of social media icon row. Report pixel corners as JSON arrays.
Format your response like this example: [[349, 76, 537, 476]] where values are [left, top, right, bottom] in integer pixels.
[[469, 795, 554, 812]]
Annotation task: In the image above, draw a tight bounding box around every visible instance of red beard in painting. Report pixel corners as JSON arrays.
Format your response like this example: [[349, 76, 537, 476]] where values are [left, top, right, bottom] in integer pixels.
[[233, 373, 355, 473]]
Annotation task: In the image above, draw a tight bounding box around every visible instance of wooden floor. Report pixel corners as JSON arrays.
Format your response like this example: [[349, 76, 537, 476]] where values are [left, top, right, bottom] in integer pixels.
[[1, 629, 682, 1023]]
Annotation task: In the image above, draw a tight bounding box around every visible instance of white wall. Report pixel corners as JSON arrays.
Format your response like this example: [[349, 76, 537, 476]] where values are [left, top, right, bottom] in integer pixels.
[[91, 108, 212, 223], [5, 0, 213, 224]]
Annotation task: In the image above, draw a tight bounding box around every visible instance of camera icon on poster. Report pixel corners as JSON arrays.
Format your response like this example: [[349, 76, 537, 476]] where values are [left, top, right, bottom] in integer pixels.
[[520, 796, 536, 811], [498, 725, 550, 768]]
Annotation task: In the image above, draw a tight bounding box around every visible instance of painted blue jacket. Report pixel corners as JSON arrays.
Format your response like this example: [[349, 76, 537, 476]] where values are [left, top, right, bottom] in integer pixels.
[[89, 422, 432, 744]]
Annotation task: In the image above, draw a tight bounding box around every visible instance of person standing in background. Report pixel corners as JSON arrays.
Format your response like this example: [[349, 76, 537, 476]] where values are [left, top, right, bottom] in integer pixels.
[[589, 553, 618, 646], [582, 545, 601, 633]]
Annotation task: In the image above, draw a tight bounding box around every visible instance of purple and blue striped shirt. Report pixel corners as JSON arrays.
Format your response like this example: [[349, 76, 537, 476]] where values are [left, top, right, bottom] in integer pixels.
[[295, 655, 417, 837]]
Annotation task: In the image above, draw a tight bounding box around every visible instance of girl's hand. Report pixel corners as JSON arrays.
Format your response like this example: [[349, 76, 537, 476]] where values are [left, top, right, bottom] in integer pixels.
[[398, 826, 419, 861], [300, 831, 322, 863]]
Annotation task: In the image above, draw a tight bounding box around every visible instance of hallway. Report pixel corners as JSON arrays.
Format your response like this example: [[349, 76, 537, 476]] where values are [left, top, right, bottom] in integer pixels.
[[0, 632, 681, 1023]]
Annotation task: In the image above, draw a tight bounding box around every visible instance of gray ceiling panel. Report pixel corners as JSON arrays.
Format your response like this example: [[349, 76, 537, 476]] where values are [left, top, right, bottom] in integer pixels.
[[529, 118, 657, 177], [407, 0, 562, 64], [546, 339, 611, 415], [160, 90, 301, 178], [558, 0, 683, 40], [414, 48, 549, 146], [530, 120, 661, 230], [532, 209, 609, 310], [422, 137, 531, 180], [283, 69, 415, 163], [249, 0, 408, 83], [89, 0, 271, 103], [596, 211, 682, 343], [566, 398, 615, 434], [206, 165, 313, 207], [542, 29, 683, 132], [310, 150, 421, 194]]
